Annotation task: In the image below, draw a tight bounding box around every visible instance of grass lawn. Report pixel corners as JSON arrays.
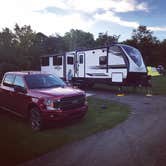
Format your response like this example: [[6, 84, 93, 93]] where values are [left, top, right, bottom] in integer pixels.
[[93, 76, 166, 95], [151, 76, 166, 95], [0, 97, 130, 165]]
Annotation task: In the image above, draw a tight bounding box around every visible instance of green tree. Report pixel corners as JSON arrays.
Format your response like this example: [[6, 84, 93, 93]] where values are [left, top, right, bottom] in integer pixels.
[[64, 29, 95, 50], [124, 25, 160, 65], [95, 32, 120, 47], [0, 24, 45, 78], [159, 39, 166, 66], [44, 34, 65, 54], [13, 24, 37, 69], [0, 27, 18, 78]]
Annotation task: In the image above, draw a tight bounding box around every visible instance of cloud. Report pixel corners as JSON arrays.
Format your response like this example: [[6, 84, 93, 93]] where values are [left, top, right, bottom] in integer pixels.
[[38, 7, 70, 15], [148, 26, 166, 32], [0, 0, 165, 37], [94, 11, 166, 32], [109, 0, 149, 13], [137, 2, 149, 12], [66, 0, 149, 13], [94, 11, 139, 28], [0, 0, 93, 35], [18, 12, 94, 36]]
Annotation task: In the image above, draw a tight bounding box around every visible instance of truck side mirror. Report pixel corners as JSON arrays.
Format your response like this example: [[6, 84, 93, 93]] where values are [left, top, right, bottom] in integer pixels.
[[14, 85, 27, 94]]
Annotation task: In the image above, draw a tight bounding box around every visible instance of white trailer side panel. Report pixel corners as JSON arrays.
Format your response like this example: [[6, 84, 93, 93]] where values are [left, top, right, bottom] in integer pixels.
[[84, 48, 110, 78], [41, 56, 64, 78], [108, 51, 127, 79]]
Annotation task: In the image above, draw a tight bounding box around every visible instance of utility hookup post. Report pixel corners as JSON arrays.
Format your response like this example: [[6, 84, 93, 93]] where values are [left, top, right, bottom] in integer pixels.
[[117, 86, 125, 96]]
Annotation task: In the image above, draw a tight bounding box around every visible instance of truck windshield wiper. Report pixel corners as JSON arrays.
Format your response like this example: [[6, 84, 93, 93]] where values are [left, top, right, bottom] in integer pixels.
[[47, 85, 63, 88]]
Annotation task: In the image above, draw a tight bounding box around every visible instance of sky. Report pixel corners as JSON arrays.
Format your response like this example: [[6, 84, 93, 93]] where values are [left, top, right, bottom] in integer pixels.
[[0, 0, 166, 41]]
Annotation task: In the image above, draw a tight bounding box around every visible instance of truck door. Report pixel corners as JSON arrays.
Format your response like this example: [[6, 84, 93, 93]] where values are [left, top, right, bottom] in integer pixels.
[[0, 74, 15, 110], [77, 53, 85, 78], [12, 75, 28, 116]]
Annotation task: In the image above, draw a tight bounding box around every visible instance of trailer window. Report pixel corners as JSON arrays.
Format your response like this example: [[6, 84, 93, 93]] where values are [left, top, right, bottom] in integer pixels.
[[79, 55, 83, 64], [41, 57, 49, 66], [99, 56, 107, 65], [109, 46, 123, 56], [122, 45, 142, 67], [67, 57, 74, 65], [53, 56, 62, 65]]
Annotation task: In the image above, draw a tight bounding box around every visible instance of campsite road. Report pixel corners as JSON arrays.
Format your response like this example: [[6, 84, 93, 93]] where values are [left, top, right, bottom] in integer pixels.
[[22, 91, 166, 166]]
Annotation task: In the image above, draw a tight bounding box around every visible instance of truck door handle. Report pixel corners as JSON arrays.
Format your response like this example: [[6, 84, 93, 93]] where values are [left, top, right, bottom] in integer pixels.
[[9, 91, 14, 96]]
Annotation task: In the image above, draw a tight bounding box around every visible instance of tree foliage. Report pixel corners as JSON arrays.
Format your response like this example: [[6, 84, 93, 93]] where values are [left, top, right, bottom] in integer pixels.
[[0, 24, 42, 78], [64, 29, 95, 50], [124, 25, 161, 65], [95, 32, 120, 47]]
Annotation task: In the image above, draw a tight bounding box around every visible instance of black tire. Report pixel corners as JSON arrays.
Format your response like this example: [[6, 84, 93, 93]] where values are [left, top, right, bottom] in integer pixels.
[[30, 108, 43, 131]]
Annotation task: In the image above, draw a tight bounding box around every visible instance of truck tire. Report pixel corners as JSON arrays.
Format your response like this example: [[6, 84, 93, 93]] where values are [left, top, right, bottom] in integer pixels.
[[30, 107, 43, 131]]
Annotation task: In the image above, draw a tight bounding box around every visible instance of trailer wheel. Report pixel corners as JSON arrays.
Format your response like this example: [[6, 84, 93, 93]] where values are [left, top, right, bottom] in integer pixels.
[[30, 108, 43, 131]]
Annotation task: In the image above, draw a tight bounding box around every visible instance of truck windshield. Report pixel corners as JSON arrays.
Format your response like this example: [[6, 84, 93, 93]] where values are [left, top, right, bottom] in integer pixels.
[[122, 45, 142, 67], [25, 74, 66, 89]]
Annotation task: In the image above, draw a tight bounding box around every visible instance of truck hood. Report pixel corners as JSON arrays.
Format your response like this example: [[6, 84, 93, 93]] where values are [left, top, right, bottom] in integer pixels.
[[30, 86, 84, 98]]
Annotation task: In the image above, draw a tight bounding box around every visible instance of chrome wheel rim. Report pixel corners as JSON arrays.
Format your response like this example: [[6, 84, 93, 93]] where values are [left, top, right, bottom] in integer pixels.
[[30, 110, 41, 131]]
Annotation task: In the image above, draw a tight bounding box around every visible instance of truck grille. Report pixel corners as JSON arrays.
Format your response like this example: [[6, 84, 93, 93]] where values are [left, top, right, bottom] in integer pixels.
[[55, 95, 85, 111]]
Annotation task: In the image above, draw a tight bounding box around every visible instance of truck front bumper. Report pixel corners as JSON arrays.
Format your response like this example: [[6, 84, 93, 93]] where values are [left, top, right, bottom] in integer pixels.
[[41, 105, 88, 122]]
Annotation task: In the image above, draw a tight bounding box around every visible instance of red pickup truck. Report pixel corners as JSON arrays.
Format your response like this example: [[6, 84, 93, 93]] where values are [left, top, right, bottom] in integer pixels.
[[0, 71, 88, 130]]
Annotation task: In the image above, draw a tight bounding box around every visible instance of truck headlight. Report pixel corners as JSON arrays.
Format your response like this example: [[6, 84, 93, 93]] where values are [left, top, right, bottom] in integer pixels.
[[44, 99, 55, 110], [44, 99, 61, 111]]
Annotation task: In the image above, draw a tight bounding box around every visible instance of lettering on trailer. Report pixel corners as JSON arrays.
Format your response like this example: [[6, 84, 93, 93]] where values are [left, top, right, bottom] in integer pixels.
[[54, 66, 62, 70]]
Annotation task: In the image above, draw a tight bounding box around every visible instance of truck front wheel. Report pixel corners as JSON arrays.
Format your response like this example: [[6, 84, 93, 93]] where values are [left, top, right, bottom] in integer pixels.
[[30, 108, 43, 131]]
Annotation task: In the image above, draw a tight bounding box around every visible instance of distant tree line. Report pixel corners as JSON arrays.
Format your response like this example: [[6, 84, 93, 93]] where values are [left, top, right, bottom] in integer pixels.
[[0, 24, 166, 79]]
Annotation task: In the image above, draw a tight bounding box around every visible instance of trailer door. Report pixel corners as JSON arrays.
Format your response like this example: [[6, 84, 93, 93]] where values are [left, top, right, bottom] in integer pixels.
[[53, 56, 63, 78], [77, 53, 85, 78], [66, 54, 75, 81]]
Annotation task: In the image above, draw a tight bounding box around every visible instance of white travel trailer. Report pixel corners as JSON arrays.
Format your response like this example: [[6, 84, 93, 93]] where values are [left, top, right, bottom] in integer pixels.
[[41, 44, 150, 87]]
